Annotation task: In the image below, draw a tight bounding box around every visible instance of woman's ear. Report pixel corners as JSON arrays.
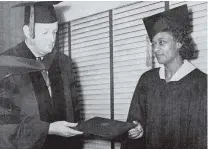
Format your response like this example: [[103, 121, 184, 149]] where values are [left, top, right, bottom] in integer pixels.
[[23, 25, 30, 38], [176, 41, 182, 50]]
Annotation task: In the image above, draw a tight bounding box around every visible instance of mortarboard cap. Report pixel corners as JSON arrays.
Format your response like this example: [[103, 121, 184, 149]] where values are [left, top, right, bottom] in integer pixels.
[[12, 1, 62, 38], [143, 5, 190, 42], [75, 117, 136, 140]]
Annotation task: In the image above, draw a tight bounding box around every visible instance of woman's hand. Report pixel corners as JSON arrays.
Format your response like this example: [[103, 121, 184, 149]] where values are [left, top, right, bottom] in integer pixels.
[[128, 121, 144, 139], [48, 121, 83, 137]]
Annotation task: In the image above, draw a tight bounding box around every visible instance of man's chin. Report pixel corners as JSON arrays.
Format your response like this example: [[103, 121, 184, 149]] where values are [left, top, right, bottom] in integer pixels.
[[40, 51, 52, 57], [45, 49, 53, 54]]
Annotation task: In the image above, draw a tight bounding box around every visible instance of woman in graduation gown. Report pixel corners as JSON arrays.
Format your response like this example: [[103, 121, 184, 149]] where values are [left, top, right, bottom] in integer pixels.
[[120, 5, 207, 149]]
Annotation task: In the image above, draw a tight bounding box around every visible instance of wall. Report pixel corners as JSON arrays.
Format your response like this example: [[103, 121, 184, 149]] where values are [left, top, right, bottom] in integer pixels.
[[55, 1, 134, 23], [0, 1, 24, 53]]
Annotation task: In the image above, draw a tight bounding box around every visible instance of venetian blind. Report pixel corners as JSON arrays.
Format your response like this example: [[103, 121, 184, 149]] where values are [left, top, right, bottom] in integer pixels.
[[57, 23, 69, 54], [113, 1, 165, 122], [70, 11, 111, 149], [170, 1, 207, 73]]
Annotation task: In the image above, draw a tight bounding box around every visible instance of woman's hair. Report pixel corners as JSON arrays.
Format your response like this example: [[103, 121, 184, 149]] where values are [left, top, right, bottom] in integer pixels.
[[162, 28, 197, 60]]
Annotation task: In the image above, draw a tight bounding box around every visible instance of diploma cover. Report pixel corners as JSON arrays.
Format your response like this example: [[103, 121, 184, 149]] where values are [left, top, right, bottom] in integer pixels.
[[76, 117, 136, 140]]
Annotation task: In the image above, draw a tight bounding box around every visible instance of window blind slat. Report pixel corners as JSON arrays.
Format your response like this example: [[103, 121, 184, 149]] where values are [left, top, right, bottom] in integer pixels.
[[71, 23, 109, 37], [71, 11, 109, 26]]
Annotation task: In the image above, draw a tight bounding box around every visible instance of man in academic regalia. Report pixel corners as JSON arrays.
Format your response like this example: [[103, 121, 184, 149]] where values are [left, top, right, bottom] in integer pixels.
[[120, 5, 207, 149], [0, 1, 83, 149]]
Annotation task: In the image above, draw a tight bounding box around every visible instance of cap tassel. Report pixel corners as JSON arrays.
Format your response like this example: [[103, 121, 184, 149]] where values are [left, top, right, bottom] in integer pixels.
[[29, 5, 35, 38], [146, 35, 153, 68]]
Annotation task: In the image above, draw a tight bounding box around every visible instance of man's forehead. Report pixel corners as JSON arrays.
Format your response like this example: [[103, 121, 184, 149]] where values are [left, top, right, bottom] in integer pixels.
[[35, 22, 58, 30]]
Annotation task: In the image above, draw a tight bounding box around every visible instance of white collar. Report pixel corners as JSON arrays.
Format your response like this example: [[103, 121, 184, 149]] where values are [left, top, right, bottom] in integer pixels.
[[159, 60, 196, 81], [36, 57, 44, 60]]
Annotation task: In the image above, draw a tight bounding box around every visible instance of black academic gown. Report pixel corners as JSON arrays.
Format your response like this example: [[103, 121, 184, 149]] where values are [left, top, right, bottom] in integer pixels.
[[0, 41, 80, 149], [120, 68, 207, 149]]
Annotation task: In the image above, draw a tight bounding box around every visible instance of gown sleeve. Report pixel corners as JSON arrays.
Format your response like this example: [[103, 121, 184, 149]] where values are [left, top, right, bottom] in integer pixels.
[[120, 73, 148, 149], [0, 77, 50, 149], [197, 82, 207, 149], [187, 75, 207, 149], [57, 54, 78, 122]]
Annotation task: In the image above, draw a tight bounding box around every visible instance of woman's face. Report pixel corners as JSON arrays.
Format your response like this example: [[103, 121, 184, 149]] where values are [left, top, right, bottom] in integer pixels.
[[152, 32, 181, 65]]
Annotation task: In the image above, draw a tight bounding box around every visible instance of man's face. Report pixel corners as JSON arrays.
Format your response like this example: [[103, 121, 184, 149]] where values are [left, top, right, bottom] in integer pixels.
[[32, 22, 58, 57], [152, 32, 181, 65]]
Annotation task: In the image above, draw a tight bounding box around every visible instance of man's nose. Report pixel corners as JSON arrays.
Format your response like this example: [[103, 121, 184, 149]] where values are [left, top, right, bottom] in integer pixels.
[[48, 33, 56, 42]]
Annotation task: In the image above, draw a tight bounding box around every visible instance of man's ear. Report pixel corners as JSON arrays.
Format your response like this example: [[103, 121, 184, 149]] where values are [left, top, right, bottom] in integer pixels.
[[23, 25, 30, 38]]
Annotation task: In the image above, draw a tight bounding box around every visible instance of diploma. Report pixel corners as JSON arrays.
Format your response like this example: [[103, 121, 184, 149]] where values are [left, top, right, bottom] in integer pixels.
[[75, 117, 136, 140]]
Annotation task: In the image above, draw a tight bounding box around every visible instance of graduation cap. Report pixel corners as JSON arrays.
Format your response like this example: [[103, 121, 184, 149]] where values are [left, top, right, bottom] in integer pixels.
[[75, 117, 137, 140], [12, 1, 62, 38], [143, 5, 190, 42]]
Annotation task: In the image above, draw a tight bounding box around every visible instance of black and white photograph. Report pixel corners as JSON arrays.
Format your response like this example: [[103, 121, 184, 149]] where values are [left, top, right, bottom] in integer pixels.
[[0, 1, 207, 149]]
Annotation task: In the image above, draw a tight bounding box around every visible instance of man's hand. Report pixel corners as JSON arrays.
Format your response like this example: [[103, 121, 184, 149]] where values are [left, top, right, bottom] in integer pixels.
[[128, 121, 144, 139], [48, 121, 83, 137]]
